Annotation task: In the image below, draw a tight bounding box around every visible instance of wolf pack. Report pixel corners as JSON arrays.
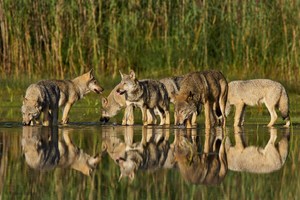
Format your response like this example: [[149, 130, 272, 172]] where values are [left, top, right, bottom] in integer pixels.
[[20, 69, 291, 181], [22, 69, 291, 128]]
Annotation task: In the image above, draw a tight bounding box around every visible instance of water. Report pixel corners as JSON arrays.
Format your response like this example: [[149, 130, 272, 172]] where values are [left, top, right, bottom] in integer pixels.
[[1, 91, 300, 199]]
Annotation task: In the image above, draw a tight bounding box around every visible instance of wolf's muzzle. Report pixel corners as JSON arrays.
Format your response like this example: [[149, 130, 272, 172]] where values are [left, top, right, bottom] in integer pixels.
[[100, 117, 110, 123]]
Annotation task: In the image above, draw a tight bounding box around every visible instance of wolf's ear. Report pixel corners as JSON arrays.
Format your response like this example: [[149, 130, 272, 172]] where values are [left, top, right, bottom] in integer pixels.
[[88, 69, 94, 79], [119, 71, 124, 78], [129, 70, 135, 80], [102, 97, 108, 106]]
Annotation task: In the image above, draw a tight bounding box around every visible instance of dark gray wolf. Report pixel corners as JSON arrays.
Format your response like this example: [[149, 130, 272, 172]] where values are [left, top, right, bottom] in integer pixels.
[[21, 126, 101, 176], [54, 69, 104, 124], [116, 70, 170, 125], [173, 127, 227, 185], [22, 80, 60, 126], [225, 126, 289, 173], [225, 79, 290, 127], [174, 70, 228, 128]]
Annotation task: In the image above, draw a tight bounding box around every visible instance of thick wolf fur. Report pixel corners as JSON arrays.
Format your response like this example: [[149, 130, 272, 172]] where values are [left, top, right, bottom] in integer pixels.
[[101, 126, 175, 182], [225, 79, 290, 127], [22, 126, 101, 176], [100, 76, 183, 125], [174, 70, 228, 129], [225, 127, 289, 173], [173, 127, 227, 185], [22, 80, 60, 126], [53, 69, 104, 124], [116, 70, 170, 125]]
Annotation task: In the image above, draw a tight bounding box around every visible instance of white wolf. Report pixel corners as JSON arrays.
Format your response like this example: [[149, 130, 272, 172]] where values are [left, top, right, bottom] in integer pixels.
[[225, 79, 290, 127]]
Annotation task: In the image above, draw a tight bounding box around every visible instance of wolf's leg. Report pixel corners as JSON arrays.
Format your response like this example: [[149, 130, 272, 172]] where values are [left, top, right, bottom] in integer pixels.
[[141, 106, 148, 126], [165, 110, 170, 125], [156, 108, 165, 125], [191, 112, 197, 126], [42, 106, 50, 126], [122, 105, 134, 125], [240, 105, 247, 126], [204, 101, 212, 129], [62, 103, 72, 124], [146, 109, 157, 124], [52, 107, 59, 126], [266, 104, 277, 127], [234, 103, 245, 126]]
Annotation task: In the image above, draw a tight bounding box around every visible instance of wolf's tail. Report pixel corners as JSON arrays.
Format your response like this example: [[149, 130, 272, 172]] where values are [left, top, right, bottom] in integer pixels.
[[278, 86, 290, 121]]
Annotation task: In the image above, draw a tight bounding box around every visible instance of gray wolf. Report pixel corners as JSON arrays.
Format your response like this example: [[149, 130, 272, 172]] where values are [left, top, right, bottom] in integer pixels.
[[54, 69, 104, 124], [100, 76, 183, 125], [173, 127, 227, 185], [174, 70, 228, 129], [100, 83, 134, 125], [116, 70, 170, 125], [102, 126, 175, 182], [21, 126, 101, 176], [22, 80, 60, 126], [225, 79, 290, 127], [225, 126, 289, 173]]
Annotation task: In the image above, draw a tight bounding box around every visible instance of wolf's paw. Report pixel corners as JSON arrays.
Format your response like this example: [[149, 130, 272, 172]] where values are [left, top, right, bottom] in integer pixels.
[[62, 118, 69, 124]]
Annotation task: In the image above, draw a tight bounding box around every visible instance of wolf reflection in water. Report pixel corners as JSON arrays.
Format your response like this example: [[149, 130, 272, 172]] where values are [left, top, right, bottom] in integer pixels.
[[102, 126, 289, 185], [21, 126, 101, 176], [225, 126, 289, 173]]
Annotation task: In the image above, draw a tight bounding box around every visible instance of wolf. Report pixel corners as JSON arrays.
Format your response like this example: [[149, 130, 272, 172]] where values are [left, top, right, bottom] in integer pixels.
[[100, 83, 134, 125], [53, 69, 104, 124], [102, 126, 175, 182], [116, 70, 170, 125], [173, 127, 227, 185], [174, 70, 228, 129], [225, 79, 290, 127], [22, 126, 101, 176], [225, 126, 289, 173], [22, 80, 60, 126], [100, 76, 183, 125]]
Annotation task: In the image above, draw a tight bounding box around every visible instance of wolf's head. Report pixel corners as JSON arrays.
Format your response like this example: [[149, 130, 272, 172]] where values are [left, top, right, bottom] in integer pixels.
[[116, 70, 139, 95], [71, 153, 101, 176], [116, 151, 141, 182], [100, 85, 126, 122], [21, 98, 42, 125], [73, 69, 104, 95], [174, 92, 197, 127]]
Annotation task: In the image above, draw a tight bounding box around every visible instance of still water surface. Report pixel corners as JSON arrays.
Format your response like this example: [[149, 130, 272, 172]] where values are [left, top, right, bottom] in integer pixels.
[[1, 99, 300, 199]]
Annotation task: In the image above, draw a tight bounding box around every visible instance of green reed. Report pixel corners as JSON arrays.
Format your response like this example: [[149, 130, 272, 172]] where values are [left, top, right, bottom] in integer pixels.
[[0, 0, 299, 85]]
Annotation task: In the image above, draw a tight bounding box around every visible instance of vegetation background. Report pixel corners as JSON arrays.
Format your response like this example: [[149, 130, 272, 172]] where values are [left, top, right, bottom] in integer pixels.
[[1, 0, 299, 88]]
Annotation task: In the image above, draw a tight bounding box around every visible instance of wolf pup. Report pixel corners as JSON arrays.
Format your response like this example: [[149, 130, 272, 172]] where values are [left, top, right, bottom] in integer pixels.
[[174, 70, 228, 129], [22, 80, 60, 126], [116, 70, 170, 125], [225, 79, 290, 127], [54, 69, 104, 124]]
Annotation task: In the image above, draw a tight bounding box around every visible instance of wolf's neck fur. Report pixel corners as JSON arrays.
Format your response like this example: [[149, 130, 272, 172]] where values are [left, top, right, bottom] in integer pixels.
[[126, 80, 144, 102], [71, 77, 90, 99]]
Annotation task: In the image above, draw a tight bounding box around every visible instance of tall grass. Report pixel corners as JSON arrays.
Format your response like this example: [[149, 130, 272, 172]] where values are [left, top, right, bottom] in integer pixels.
[[0, 0, 299, 83]]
